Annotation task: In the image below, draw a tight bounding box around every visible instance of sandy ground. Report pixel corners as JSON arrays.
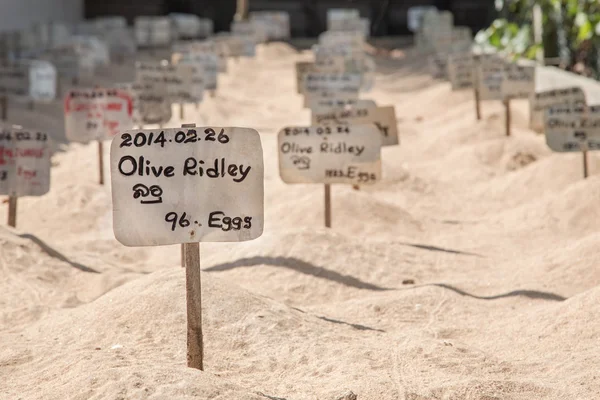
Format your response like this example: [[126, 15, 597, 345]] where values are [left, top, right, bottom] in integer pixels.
[[1, 42, 599, 400]]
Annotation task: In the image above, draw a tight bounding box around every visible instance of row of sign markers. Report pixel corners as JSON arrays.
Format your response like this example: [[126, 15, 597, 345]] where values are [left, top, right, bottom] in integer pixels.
[[420, 8, 596, 179]]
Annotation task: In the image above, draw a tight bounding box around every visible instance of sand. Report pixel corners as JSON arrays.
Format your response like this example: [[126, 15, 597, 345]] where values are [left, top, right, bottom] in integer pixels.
[[1, 42, 599, 399]]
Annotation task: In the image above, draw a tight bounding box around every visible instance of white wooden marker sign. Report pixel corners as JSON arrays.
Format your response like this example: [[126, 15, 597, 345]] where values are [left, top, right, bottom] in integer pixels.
[[136, 63, 204, 103], [303, 73, 362, 106], [502, 63, 535, 99], [0, 127, 51, 196], [111, 127, 264, 246], [477, 55, 503, 101], [308, 98, 377, 114], [65, 89, 134, 143], [428, 53, 448, 79], [278, 124, 381, 185], [312, 106, 399, 146], [544, 104, 600, 152], [117, 83, 171, 126], [448, 52, 474, 90]]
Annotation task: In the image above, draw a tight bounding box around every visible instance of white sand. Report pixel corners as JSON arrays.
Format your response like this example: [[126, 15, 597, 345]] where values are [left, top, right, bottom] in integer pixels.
[[1, 43, 599, 399]]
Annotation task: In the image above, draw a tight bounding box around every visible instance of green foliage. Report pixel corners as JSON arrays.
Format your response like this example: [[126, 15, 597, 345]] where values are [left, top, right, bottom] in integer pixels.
[[477, 0, 600, 77]]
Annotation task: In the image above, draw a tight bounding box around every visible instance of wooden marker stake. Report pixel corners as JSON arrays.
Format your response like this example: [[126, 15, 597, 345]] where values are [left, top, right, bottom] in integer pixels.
[[505, 98, 511, 136], [583, 149, 589, 178], [474, 88, 481, 120], [180, 103, 185, 120], [1, 96, 7, 120], [98, 141, 105, 185], [7, 195, 17, 227], [180, 122, 204, 371], [324, 183, 331, 228]]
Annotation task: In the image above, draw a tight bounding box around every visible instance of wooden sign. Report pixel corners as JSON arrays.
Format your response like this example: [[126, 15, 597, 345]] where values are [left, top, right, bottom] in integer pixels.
[[447, 52, 474, 90], [65, 89, 134, 143], [231, 20, 266, 45], [477, 55, 503, 101], [308, 98, 377, 114], [179, 52, 218, 91], [0, 126, 51, 196], [71, 36, 111, 67], [312, 106, 399, 146], [117, 83, 171, 126], [296, 62, 314, 94], [136, 62, 204, 103], [543, 102, 600, 152], [428, 53, 448, 79], [134, 17, 172, 47], [502, 63, 535, 99], [278, 124, 381, 185], [0, 61, 57, 102], [533, 87, 586, 126], [249, 11, 291, 40], [110, 126, 264, 246], [303, 73, 362, 106]]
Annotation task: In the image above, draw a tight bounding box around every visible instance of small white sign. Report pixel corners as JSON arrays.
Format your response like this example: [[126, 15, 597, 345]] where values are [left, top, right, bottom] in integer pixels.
[[110, 127, 264, 246], [534, 87, 586, 114], [544, 106, 599, 152], [136, 62, 204, 103], [65, 88, 134, 143], [502, 63, 535, 99], [0, 126, 51, 197], [308, 98, 377, 114], [477, 54, 504, 101], [447, 52, 474, 90], [312, 106, 399, 146], [303, 73, 362, 105], [428, 53, 448, 79], [179, 51, 218, 91], [135, 16, 173, 47], [278, 124, 381, 185], [117, 83, 171, 126], [29, 60, 57, 101]]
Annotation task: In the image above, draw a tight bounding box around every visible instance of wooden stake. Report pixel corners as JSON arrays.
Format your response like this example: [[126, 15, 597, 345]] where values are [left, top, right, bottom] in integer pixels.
[[7, 195, 17, 227], [98, 140, 104, 185], [324, 184, 331, 228], [180, 122, 203, 370], [180, 103, 185, 120], [505, 98, 511, 137], [583, 149, 589, 178], [474, 88, 481, 120], [1, 96, 6, 121]]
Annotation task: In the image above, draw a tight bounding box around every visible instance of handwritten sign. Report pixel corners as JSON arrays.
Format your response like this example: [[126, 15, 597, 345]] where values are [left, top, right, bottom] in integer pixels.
[[502, 63, 535, 99], [117, 83, 171, 126], [249, 11, 291, 40], [543, 101, 600, 152], [312, 106, 399, 146], [447, 52, 474, 90], [278, 124, 381, 185], [303, 73, 362, 106], [110, 127, 264, 246], [308, 98, 377, 114], [0, 126, 51, 196], [428, 53, 448, 79], [178, 52, 218, 91], [135, 17, 172, 47], [136, 62, 204, 103], [477, 54, 503, 100], [65, 89, 134, 143], [534, 87, 586, 116]]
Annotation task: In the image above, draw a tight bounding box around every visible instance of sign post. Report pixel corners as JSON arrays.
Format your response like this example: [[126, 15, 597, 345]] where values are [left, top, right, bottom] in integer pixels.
[[7, 195, 17, 227], [278, 124, 382, 229], [0, 126, 51, 228], [474, 87, 481, 120], [505, 98, 511, 136], [65, 88, 133, 185], [111, 125, 264, 370], [324, 184, 331, 228]]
